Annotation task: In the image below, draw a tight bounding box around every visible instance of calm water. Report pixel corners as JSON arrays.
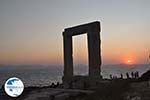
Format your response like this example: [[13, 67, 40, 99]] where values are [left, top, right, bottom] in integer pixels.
[[0, 64, 149, 87]]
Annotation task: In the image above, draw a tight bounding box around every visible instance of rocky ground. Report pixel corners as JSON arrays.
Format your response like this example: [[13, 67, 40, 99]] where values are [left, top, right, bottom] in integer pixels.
[[0, 70, 150, 100]]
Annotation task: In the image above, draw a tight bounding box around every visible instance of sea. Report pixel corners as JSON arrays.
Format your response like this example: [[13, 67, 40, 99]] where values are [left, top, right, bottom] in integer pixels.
[[0, 64, 150, 88]]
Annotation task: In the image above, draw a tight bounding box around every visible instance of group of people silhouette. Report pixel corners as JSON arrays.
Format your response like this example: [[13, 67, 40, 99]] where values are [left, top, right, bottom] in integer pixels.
[[110, 71, 139, 79]]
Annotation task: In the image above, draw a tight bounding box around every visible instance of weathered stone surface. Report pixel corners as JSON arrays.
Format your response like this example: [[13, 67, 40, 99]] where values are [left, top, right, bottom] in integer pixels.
[[21, 88, 93, 100], [62, 21, 102, 88]]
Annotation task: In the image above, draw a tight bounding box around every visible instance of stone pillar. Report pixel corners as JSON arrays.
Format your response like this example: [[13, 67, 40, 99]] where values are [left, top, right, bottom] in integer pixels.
[[87, 31, 101, 78], [63, 32, 73, 79]]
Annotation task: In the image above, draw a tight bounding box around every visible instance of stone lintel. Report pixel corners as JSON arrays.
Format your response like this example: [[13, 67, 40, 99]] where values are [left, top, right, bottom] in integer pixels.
[[63, 21, 100, 36]]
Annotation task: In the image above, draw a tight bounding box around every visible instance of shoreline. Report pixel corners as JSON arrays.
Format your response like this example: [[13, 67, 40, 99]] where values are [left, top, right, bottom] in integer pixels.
[[0, 70, 150, 100], [0, 79, 149, 100]]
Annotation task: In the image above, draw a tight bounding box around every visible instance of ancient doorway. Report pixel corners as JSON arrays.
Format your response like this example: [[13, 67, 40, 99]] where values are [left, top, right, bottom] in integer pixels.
[[62, 21, 101, 81]]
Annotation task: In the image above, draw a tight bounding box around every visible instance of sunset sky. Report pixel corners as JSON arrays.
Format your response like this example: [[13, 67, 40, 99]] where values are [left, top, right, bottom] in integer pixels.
[[0, 0, 150, 65]]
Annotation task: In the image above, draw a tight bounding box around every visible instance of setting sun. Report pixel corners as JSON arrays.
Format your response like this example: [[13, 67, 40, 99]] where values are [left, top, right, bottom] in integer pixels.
[[127, 60, 132, 64], [127, 60, 131, 63], [121, 53, 137, 64]]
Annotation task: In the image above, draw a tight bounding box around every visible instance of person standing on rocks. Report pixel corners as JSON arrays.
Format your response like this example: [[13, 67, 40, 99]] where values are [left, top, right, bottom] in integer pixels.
[[131, 72, 134, 78], [126, 72, 130, 79]]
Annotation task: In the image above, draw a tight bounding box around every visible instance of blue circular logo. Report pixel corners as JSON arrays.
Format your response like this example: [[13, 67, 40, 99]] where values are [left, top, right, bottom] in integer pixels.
[[4, 77, 24, 97]]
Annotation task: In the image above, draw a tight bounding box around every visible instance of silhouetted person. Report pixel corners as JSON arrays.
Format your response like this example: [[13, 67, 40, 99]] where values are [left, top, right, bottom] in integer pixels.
[[135, 71, 139, 78], [56, 82, 60, 87], [126, 72, 130, 79], [137, 71, 139, 78], [51, 83, 55, 88], [113, 75, 117, 79], [120, 73, 123, 79], [110, 74, 113, 79], [131, 72, 134, 78]]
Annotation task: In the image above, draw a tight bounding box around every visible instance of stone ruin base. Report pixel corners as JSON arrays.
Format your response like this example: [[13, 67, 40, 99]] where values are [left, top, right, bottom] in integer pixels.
[[62, 76, 103, 89]]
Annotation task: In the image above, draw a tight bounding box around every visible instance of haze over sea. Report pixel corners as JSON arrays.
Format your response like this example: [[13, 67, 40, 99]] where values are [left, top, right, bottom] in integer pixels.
[[0, 64, 150, 88]]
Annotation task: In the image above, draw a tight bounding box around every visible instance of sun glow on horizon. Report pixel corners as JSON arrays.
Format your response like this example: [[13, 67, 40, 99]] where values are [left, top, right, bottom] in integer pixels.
[[127, 60, 132, 64], [121, 53, 137, 65]]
